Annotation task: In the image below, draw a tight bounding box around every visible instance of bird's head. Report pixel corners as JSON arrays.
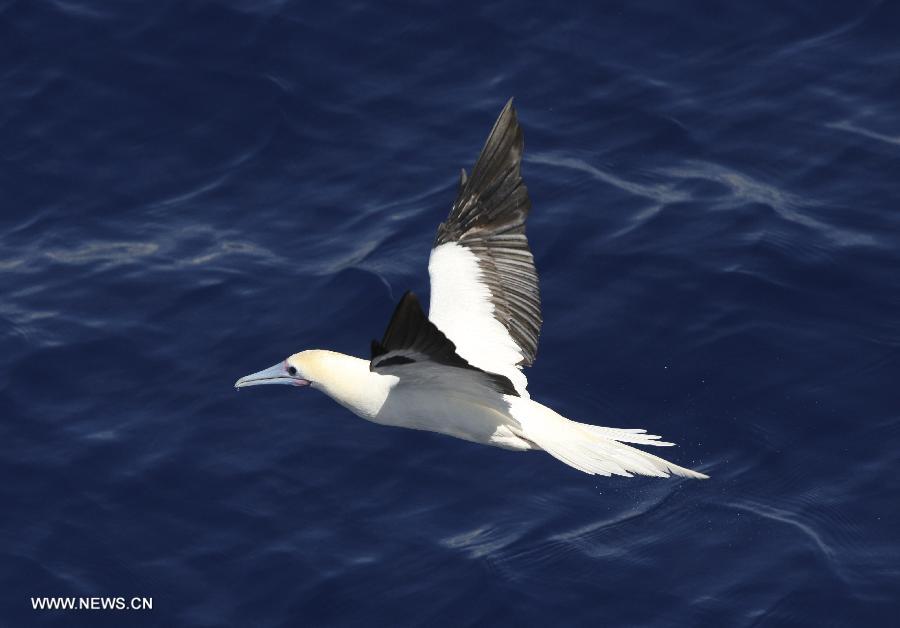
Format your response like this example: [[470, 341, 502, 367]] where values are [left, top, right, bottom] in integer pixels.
[[234, 349, 391, 420], [234, 350, 328, 390]]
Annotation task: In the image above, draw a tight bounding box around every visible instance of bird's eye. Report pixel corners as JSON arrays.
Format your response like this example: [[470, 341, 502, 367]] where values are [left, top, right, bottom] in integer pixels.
[[287, 366, 297, 376]]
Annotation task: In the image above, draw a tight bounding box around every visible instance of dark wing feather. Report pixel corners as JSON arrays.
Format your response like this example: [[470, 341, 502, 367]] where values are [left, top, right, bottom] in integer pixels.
[[433, 98, 542, 366], [371, 292, 518, 396]]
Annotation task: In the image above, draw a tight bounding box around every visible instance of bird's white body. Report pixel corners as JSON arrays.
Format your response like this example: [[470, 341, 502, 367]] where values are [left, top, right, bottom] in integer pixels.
[[236, 100, 709, 480], [299, 351, 527, 448], [293, 350, 706, 478]]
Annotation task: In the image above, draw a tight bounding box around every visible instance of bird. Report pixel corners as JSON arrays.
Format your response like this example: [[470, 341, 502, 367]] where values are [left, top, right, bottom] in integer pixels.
[[235, 99, 708, 479]]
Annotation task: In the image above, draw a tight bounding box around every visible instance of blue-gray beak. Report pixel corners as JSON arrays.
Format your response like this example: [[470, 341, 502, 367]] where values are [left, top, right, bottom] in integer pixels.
[[234, 361, 311, 389]]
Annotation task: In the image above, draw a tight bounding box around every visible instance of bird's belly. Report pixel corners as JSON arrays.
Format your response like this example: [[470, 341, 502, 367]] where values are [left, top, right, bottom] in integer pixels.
[[370, 390, 531, 450]]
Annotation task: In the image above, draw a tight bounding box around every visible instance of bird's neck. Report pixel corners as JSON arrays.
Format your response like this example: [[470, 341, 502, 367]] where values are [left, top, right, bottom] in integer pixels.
[[307, 351, 396, 420]]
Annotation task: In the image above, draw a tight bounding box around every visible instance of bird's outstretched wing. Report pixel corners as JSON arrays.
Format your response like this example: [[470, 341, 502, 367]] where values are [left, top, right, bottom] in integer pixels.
[[427, 99, 541, 397], [370, 291, 518, 396]]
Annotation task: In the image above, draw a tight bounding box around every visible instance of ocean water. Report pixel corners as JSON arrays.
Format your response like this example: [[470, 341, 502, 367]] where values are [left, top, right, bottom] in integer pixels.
[[2, 1, 899, 626]]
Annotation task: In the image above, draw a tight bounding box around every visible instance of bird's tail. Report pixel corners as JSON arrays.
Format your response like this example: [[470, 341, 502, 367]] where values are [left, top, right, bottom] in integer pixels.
[[509, 398, 709, 479]]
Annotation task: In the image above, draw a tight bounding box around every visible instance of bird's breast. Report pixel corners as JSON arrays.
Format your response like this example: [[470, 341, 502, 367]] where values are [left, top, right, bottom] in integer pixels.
[[369, 387, 523, 447]]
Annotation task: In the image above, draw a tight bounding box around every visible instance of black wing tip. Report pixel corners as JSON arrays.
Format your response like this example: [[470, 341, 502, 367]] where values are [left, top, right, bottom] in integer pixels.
[[395, 290, 420, 312], [371, 291, 418, 361], [469, 98, 523, 180], [435, 99, 529, 245], [487, 98, 523, 153], [497, 96, 519, 121], [475, 100, 525, 189]]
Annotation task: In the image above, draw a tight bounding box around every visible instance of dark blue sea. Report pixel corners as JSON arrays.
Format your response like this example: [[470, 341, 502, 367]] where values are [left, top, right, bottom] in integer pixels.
[[3, 1, 900, 626]]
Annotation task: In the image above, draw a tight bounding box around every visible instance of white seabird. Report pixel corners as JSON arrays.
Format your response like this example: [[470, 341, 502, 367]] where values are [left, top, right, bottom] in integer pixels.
[[236, 100, 708, 479]]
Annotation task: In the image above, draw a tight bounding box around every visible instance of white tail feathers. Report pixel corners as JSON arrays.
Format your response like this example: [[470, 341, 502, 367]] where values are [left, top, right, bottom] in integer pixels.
[[510, 399, 709, 479], [583, 425, 676, 447]]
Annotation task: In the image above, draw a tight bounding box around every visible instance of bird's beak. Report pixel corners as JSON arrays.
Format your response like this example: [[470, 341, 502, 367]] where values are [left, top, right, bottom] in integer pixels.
[[234, 362, 311, 389]]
